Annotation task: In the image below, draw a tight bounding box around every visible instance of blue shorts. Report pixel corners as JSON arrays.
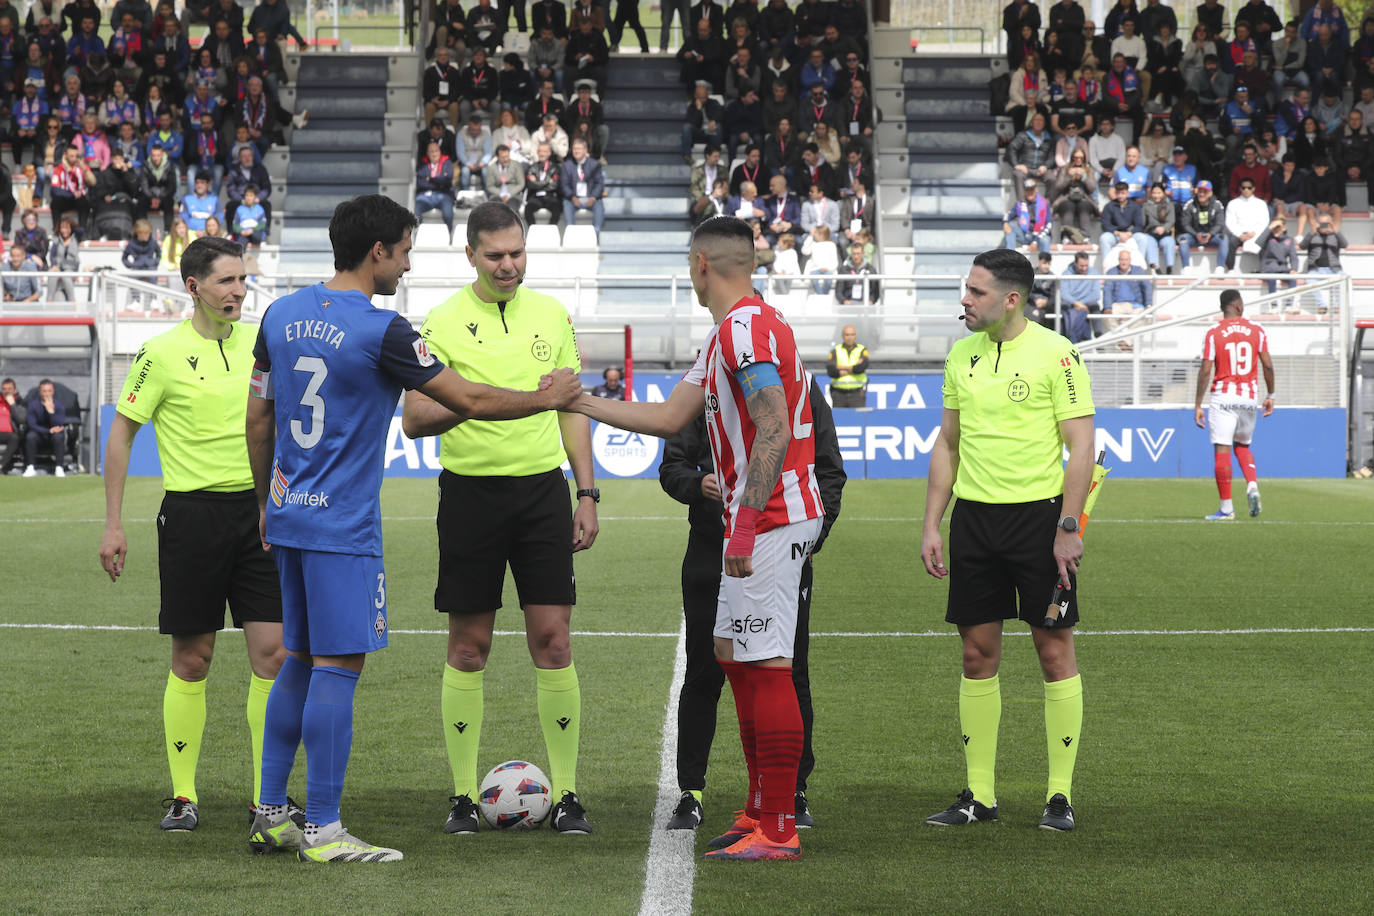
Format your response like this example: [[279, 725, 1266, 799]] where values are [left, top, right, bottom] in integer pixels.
[[273, 546, 389, 656]]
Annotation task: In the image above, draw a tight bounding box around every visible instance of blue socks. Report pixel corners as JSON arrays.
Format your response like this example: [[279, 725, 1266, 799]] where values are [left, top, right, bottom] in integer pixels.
[[301, 666, 360, 827], [258, 653, 310, 807]]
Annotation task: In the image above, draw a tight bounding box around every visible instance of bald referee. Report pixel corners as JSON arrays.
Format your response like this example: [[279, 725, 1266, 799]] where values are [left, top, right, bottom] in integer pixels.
[[100, 237, 288, 833], [920, 249, 1094, 832]]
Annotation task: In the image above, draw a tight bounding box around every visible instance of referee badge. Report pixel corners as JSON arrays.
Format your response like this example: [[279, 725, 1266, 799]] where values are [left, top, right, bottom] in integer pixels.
[[1007, 379, 1030, 402], [374, 611, 387, 639]]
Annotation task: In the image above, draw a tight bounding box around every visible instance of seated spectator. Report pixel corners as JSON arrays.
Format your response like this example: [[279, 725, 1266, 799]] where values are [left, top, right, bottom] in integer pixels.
[[1055, 120, 1090, 169], [1099, 180, 1152, 270], [532, 111, 569, 160], [122, 218, 160, 273], [1050, 78, 1094, 136], [763, 80, 797, 138], [49, 145, 93, 233], [55, 73, 87, 130], [246, 28, 287, 96], [793, 142, 837, 197], [91, 149, 139, 239], [839, 179, 873, 252], [1314, 82, 1347, 135], [798, 83, 837, 139], [2, 241, 40, 302], [1111, 18, 1149, 85], [424, 46, 462, 126], [1004, 177, 1052, 254], [21, 378, 66, 476], [1275, 86, 1312, 139], [570, 0, 607, 34], [1300, 214, 1347, 312], [1009, 22, 1042, 72], [138, 145, 177, 233], [1304, 156, 1345, 230], [1271, 153, 1310, 233], [725, 85, 765, 160], [223, 145, 272, 228], [811, 119, 841, 165], [430, 0, 470, 59], [1232, 48, 1269, 102], [524, 141, 562, 224], [560, 137, 604, 235], [485, 144, 526, 210], [1178, 179, 1227, 269], [12, 82, 49, 167], [1088, 117, 1126, 185], [695, 177, 730, 224], [762, 46, 796, 97], [460, 47, 499, 123], [1188, 54, 1232, 116], [568, 117, 601, 160], [769, 229, 799, 295], [0, 377, 25, 473], [248, 0, 308, 47], [1291, 114, 1329, 170], [758, 0, 796, 60], [159, 216, 193, 272], [1306, 22, 1345, 94], [1356, 85, 1374, 125], [66, 13, 104, 72], [798, 178, 838, 237], [101, 81, 141, 139], [1007, 50, 1051, 132], [1139, 121, 1173, 182], [529, 27, 565, 94], [466, 0, 505, 54], [1255, 215, 1300, 302], [179, 172, 220, 233], [1147, 22, 1184, 106], [678, 19, 726, 94], [1228, 143, 1272, 199], [565, 14, 610, 92], [563, 80, 608, 160], [416, 138, 457, 235], [833, 47, 869, 100], [729, 143, 764, 195], [526, 79, 566, 134], [835, 244, 878, 305], [591, 367, 625, 400], [46, 215, 79, 300], [530, 0, 568, 42], [1221, 85, 1265, 160], [1103, 53, 1144, 141], [762, 116, 800, 181], [1162, 144, 1197, 211], [727, 179, 766, 220], [231, 186, 266, 245], [1271, 20, 1309, 95], [1224, 175, 1271, 269], [1103, 248, 1151, 342], [797, 46, 834, 99], [761, 173, 799, 243], [1142, 181, 1178, 272], [185, 112, 225, 194], [1022, 250, 1056, 326], [689, 143, 723, 208], [200, 214, 227, 239], [801, 223, 838, 293], [456, 115, 494, 191], [1051, 149, 1099, 243], [14, 209, 48, 267], [725, 46, 760, 101], [234, 75, 306, 156], [1060, 250, 1102, 342], [500, 53, 535, 113], [838, 147, 870, 197], [1007, 110, 1056, 187], [492, 108, 535, 164], [1252, 125, 1286, 171]]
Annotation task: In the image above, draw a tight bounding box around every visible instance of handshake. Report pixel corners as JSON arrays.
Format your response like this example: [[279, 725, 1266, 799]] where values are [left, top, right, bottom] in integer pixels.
[[538, 367, 586, 409]]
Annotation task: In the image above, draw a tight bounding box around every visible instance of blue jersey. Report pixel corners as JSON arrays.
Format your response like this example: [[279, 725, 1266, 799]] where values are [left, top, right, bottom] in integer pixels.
[[252, 284, 443, 556]]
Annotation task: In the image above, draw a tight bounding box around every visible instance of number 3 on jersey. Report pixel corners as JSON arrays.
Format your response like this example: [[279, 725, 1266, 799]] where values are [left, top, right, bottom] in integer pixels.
[[291, 356, 327, 449]]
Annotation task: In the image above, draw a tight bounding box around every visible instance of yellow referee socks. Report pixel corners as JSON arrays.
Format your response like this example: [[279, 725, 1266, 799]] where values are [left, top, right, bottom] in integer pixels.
[[164, 671, 207, 803], [442, 664, 485, 800], [246, 674, 273, 807], [536, 663, 580, 797], [959, 674, 1001, 807], [1044, 674, 1084, 804]]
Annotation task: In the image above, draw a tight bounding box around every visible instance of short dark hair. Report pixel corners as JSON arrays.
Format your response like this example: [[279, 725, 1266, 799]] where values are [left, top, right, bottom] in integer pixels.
[[329, 194, 418, 272], [971, 248, 1034, 302], [1, 377, 16, 388], [180, 236, 243, 284], [1219, 289, 1243, 311], [690, 214, 755, 250], [466, 200, 525, 249]]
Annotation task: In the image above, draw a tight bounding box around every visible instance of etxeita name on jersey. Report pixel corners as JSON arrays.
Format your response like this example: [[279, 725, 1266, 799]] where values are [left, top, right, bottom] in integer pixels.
[[283, 319, 347, 349]]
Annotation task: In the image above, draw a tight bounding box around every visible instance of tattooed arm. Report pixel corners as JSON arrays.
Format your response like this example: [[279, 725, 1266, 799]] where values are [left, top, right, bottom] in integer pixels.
[[724, 384, 790, 578]]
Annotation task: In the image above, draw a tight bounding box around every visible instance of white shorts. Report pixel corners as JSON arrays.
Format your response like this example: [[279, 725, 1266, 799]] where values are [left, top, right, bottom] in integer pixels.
[[1208, 392, 1259, 446], [714, 516, 823, 663]]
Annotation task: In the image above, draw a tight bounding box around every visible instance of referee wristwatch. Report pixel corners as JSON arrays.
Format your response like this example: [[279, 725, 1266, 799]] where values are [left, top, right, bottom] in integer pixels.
[[1057, 516, 1079, 533], [576, 488, 601, 503]]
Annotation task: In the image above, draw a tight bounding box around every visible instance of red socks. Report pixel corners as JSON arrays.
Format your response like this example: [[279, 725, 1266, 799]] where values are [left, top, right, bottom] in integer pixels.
[[1214, 449, 1232, 500], [749, 665, 802, 843], [1234, 445, 1258, 485], [720, 660, 760, 818]]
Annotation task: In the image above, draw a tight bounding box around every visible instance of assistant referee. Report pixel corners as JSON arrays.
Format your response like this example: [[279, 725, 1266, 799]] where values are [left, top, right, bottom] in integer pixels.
[[100, 237, 287, 832], [402, 202, 597, 835], [919, 248, 1095, 832]]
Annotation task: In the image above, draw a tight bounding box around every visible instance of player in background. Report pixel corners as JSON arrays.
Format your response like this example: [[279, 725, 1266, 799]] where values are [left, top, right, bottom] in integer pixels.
[[1195, 289, 1274, 520], [572, 215, 823, 861], [401, 203, 599, 837], [921, 249, 1095, 833], [245, 195, 582, 863], [100, 237, 288, 833]]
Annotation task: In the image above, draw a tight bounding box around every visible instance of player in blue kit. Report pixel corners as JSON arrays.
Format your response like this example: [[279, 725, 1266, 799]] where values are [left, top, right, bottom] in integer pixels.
[[245, 195, 582, 863]]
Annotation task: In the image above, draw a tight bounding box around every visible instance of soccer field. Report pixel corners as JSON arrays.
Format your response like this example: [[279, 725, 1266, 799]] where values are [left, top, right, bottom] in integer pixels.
[[2, 476, 1371, 914]]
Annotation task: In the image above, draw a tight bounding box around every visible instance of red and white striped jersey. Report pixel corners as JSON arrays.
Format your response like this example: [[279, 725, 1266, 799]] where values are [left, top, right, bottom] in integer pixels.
[[683, 295, 824, 536], [1203, 317, 1269, 400]]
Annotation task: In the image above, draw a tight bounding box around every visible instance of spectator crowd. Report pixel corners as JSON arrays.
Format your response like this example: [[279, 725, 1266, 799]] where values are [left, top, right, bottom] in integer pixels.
[[1000, 0, 1359, 339]]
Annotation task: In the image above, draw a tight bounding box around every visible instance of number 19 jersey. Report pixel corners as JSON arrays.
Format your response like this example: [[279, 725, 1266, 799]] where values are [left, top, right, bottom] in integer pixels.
[[1203, 317, 1268, 401], [252, 285, 443, 556]]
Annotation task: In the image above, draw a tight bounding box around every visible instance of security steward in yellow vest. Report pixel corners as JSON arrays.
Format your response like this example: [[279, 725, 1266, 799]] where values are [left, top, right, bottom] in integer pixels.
[[826, 324, 869, 408]]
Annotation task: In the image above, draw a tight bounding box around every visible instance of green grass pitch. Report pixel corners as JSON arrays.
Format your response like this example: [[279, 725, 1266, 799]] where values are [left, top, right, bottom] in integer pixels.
[[2, 475, 1372, 914]]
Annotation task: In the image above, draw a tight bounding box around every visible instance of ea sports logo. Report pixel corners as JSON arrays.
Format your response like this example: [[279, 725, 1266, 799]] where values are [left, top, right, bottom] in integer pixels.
[[592, 421, 659, 477]]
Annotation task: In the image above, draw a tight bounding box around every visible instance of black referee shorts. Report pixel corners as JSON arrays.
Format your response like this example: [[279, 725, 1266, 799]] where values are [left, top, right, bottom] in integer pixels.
[[435, 469, 576, 615], [157, 490, 282, 636], [945, 496, 1079, 629]]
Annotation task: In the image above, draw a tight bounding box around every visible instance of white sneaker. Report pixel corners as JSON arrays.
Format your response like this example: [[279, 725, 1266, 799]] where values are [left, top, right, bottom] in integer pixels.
[[54, 466, 65, 477], [21, 465, 36, 477], [297, 823, 402, 863], [1246, 483, 1261, 518]]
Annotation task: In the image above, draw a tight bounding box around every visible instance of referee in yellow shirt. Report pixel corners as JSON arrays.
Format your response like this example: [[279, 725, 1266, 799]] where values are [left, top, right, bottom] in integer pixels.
[[100, 237, 289, 834], [402, 202, 598, 835], [920, 248, 1095, 832]]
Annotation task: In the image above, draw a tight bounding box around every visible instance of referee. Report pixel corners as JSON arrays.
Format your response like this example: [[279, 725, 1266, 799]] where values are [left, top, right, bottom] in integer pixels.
[[100, 237, 287, 832], [658, 375, 845, 831], [402, 202, 597, 835], [920, 248, 1095, 832]]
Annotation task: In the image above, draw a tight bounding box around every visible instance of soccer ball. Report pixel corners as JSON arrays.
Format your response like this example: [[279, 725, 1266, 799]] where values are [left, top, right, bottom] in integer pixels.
[[478, 761, 552, 829]]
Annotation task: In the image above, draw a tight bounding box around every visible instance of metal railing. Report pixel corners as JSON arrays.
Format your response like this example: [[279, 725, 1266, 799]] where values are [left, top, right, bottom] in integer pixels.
[[907, 26, 989, 53]]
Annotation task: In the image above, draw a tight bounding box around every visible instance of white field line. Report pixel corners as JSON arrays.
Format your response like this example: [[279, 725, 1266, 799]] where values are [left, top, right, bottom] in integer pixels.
[[6, 515, 1374, 527], [2, 623, 1371, 638], [636, 621, 694, 916]]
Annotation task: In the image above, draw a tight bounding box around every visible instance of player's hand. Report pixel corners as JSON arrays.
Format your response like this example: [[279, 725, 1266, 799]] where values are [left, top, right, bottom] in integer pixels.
[[1194, 406, 1205, 428], [544, 367, 583, 409], [1262, 396, 1274, 417], [724, 506, 758, 577], [700, 472, 722, 502], [724, 552, 753, 578], [920, 528, 947, 579], [99, 526, 127, 582], [258, 506, 271, 552], [1053, 529, 1083, 589], [571, 497, 599, 552]]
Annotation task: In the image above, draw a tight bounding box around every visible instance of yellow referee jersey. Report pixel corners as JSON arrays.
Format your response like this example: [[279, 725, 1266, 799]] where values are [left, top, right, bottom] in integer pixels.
[[116, 320, 256, 492]]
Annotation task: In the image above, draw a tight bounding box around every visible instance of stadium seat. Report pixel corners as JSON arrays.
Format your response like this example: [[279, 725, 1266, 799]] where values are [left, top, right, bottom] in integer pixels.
[[531, 208, 555, 224], [527, 224, 562, 251], [562, 225, 598, 250], [573, 208, 595, 226], [415, 222, 453, 248]]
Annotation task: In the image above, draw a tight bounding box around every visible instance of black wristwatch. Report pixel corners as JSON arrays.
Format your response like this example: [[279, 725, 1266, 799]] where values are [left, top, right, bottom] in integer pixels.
[[1057, 516, 1079, 534], [576, 488, 601, 503]]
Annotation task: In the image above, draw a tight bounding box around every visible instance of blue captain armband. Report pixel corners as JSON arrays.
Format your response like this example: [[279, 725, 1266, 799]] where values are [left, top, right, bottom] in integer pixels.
[[734, 362, 782, 396]]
